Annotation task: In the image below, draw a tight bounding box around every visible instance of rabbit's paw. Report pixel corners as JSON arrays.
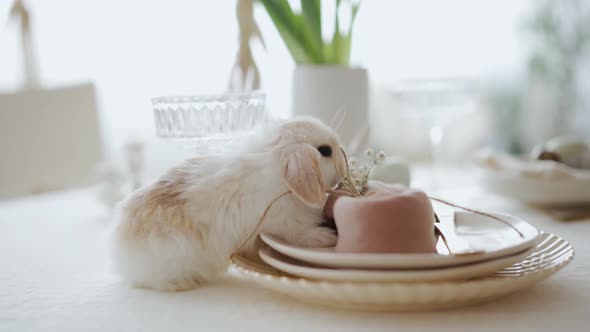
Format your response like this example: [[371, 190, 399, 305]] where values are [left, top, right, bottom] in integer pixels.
[[292, 225, 338, 248]]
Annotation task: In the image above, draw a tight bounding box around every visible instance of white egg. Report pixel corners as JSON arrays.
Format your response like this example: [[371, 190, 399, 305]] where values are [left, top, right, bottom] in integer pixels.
[[544, 136, 590, 169]]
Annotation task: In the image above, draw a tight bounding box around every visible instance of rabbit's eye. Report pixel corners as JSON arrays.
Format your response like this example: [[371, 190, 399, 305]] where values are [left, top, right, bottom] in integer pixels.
[[317, 145, 332, 157]]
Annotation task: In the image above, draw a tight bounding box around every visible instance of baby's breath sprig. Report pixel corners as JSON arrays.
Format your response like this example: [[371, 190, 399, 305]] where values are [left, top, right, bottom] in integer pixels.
[[338, 149, 386, 196]]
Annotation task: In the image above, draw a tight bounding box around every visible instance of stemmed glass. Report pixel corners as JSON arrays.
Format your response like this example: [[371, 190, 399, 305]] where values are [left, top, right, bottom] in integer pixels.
[[391, 79, 478, 192]]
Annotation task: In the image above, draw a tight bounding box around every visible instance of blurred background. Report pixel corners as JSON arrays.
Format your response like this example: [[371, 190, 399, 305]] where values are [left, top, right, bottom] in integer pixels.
[[0, 0, 588, 201]]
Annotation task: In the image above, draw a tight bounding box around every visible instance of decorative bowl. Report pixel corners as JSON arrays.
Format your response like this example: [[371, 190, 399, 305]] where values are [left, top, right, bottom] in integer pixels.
[[152, 91, 267, 152]]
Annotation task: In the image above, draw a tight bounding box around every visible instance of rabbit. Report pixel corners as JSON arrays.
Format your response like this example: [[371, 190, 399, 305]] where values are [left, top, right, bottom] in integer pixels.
[[111, 117, 348, 291]]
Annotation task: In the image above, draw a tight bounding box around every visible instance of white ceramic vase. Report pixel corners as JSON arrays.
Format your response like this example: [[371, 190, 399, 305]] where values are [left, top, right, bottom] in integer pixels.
[[292, 65, 368, 145]]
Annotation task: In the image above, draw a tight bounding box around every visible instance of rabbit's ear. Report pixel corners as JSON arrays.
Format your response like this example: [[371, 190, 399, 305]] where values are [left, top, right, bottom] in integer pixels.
[[281, 144, 325, 208]]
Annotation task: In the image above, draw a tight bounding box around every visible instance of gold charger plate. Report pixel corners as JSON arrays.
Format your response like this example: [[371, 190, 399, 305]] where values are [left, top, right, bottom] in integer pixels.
[[232, 233, 573, 311]]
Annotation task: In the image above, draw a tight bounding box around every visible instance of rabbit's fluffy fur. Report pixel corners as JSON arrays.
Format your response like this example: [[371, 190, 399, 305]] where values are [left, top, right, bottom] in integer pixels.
[[111, 117, 347, 291]]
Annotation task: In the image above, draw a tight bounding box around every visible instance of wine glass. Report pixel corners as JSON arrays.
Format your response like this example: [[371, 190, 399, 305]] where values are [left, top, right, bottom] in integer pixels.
[[390, 79, 478, 192]]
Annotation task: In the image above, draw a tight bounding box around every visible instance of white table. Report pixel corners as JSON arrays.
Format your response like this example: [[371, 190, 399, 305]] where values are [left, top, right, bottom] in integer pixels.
[[1, 168, 588, 332]]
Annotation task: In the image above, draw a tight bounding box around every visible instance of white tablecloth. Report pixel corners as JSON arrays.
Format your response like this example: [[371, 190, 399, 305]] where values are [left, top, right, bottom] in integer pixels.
[[1, 169, 588, 332]]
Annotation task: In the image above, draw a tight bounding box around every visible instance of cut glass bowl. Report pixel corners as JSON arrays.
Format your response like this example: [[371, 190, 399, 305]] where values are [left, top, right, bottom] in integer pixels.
[[152, 91, 267, 152]]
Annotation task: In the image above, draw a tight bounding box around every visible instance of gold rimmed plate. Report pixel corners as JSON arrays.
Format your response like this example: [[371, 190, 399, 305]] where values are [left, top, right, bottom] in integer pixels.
[[260, 211, 540, 270], [232, 233, 573, 311], [258, 245, 536, 282]]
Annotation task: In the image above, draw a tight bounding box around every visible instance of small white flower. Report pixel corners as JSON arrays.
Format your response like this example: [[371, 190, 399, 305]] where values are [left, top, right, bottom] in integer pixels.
[[377, 151, 386, 160], [365, 148, 374, 157]]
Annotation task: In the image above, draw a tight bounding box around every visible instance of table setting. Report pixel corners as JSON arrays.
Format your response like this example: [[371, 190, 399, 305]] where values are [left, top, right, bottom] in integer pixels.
[[232, 198, 573, 311], [2, 0, 590, 331], [475, 137, 590, 220], [105, 89, 578, 312]]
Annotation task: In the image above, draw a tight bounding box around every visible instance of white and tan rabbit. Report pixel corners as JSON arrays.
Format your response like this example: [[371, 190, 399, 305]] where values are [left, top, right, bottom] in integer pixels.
[[111, 117, 347, 291]]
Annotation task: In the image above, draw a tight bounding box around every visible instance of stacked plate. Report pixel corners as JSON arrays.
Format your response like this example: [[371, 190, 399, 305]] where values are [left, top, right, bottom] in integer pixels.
[[233, 210, 574, 310], [258, 210, 541, 282], [479, 168, 590, 206]]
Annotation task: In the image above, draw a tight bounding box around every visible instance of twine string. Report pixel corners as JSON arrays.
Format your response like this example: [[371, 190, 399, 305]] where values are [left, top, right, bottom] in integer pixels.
[[428, 196, 525, 238], [230, 191, 291, 259], [337, 148, 524, 238], [230, 149, 524, 263]]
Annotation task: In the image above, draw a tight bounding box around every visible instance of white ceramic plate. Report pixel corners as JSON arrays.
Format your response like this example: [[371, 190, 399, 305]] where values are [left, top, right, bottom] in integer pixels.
[[259, 211, 540, 269], [259, 245, 536, 282], [480, 169, 590, 206], [233, 233, 574, 311]]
